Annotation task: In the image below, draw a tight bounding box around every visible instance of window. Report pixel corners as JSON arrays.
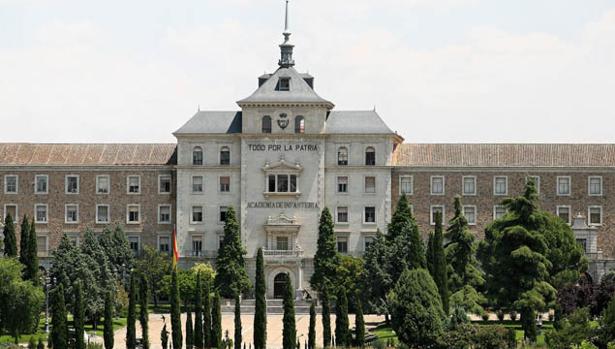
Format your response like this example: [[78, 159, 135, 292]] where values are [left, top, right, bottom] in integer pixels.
[[159, 205, 171, 224], [127, 205, 140, 224], [277, 78, 290, 91], [3, 204, 17, 220], [128, 236, 140, 256], [96, 175, 110, 194], [365, 147, 376, 166], [294, 116, 305, 134], [364, 176, 376, 193], [557, 176, 571, 196], [364, 206, 376, 224], [276, 236, 289, 250], [65, 175, 79, 194], [66, 233, 80, 246], [463, 205, 477, 225], [35, 175, 48, 194], [220, 146, 230, 165], [37, 235, 48, 256], [577, 239, 588, 253], [336, 207, 349, 223], [65, 204, 79, 223], [219, 206, 229, 224], [192, 235, 203, 257], [462, 176, 476, 196], [556, 206, 571, 225], [364, 236, 375, 251], [430, 205, 445, 225], [159, 175, 172, 194], [399, 175, 413, 195], [4, 175, 18, 193], [337, 147, 348, 166], [493, 205, 506, 220], [431, 176, 445, 195], [96, 205, 110, 224], [127, 176, 140, 194], [158, 236, 170, 254], [191, 206, 203, 223], [262, 115, 272, 133], [35, 204, 48, 223], [526, 176, 540, 193], [493, 176, 508, 196], [337, 237, 348, 254], [219, 176, 230, 192], [588, 176, 603, 196], [193, 146, 203, 165], [192, 176, 204, 193], [266, 174, 298, 193], [588, 206, 602, 226], [337, 176, 348, 193]]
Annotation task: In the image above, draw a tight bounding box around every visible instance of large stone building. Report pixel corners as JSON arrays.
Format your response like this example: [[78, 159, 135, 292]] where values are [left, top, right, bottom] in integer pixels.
[[1, 15, 614, 296]]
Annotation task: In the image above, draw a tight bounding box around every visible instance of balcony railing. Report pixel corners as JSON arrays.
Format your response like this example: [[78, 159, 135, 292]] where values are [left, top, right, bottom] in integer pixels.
[[262, 249, 304, 257]]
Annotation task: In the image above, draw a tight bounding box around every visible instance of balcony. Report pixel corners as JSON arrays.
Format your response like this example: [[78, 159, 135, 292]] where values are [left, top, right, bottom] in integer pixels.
[[262, 248, 304, 257]]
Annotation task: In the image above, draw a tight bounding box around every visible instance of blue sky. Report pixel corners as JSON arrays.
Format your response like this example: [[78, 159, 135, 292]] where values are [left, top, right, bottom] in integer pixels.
[[1, 0, 615, 142]]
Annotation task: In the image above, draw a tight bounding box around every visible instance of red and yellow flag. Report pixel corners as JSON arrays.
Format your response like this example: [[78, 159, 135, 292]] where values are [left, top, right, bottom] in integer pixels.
[[171, 225, 179, 268]]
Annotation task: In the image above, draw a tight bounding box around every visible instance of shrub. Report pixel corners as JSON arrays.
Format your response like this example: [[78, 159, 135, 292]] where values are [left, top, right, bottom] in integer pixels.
[[439, 323, 475, 349], [496, 310, 505, 322], [86, 343, 103, 349], [509, 310, 518, 321], [545, 308, 595, 349], [481, 313, 490, 322], [473, 325, 516, 349]]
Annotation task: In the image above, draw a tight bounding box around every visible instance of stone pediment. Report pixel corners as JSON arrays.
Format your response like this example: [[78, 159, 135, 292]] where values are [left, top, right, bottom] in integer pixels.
[[262, 156, 303, 173], [264, 212, 301, 234]]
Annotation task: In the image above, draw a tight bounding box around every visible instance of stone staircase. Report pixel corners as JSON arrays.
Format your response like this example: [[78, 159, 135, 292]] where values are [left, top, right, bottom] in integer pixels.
[[220, 298, 321, 314]]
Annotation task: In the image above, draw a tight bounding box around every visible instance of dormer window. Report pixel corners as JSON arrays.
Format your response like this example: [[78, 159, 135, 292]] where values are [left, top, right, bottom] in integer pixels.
[[262, 115, 272, 133], [276, 78, 290, 91], [294, 116, 305, 134]]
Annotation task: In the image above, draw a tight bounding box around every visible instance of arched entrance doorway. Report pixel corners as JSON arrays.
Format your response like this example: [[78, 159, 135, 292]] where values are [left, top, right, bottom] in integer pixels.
[[273, 273, 287, 299]]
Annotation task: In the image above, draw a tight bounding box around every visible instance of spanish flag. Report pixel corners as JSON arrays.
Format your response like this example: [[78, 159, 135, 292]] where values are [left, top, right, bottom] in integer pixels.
[[171, 224, 179, 268]]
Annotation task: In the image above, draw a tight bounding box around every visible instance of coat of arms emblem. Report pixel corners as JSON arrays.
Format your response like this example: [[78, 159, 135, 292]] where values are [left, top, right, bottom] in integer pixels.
[[277, 113, 289, 129]]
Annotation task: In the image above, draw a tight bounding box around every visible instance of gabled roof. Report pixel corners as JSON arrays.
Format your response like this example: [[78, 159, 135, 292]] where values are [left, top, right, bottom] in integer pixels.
[[238, 67, 333, 107], [325, 110, 396, 135], [0, 143, 177, 166], [174, 111, 242, 135], [394, 143, 615, 168]]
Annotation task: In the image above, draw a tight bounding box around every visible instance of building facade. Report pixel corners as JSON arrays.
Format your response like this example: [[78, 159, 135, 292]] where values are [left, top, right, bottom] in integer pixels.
[[1, 26, 615, 296]]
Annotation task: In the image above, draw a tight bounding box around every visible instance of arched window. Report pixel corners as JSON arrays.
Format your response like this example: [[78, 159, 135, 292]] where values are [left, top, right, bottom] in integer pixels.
[[365, 146, 376, 166], [337, 147, 348, 166], [294, 116, 305, 134], [192, 146, 203, 165], [262, 115, 272, 133], [220, 146, 230, 165]]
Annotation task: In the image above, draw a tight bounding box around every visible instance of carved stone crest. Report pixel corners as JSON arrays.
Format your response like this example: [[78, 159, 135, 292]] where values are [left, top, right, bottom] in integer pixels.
[[277, 113, 289, 129]]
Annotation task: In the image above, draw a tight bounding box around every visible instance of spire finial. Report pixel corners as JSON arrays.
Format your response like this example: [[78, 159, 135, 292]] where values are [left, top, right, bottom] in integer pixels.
[[284, 0, 290, 34], [278, 0, 295, 68]]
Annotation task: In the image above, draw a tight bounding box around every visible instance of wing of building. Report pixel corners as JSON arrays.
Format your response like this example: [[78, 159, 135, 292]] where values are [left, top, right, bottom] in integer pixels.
[[1, 21, 614, 291]]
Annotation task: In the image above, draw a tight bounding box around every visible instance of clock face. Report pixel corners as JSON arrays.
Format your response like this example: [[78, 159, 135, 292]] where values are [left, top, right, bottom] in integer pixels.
[[277, 113, 289, 129]]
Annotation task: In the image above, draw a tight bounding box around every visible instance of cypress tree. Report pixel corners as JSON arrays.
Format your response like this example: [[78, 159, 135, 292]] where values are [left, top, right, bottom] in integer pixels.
[[211, 292, 222, 349], [214, 207, 250, 298], [74, 282, 85, 349], [23, 219, 39, 284], [234, 294, 242, 349], [310, 208, 339, 295], [428, 211, 449, 314], [203, 280, 212, 348], [308, 301, 316, 349], [387, 195, 426, 281], [282, 274, 296, 349], [253, 248, 266, 349], [335, 289, 349, 348], [104, 291, 114, 349], [19, 215, 30, 267], [140, 274, 150, 349], [127, 273, 137, 349], [170, 268, 183, 349], [194, 273, 204, 349], [51, 284, 69, 349], [2, 213, 17, 257], [321, 289, 331, 348], [354, 297, 365, 348], [161, 324, 169, 349], [186, 309, 193, 349]]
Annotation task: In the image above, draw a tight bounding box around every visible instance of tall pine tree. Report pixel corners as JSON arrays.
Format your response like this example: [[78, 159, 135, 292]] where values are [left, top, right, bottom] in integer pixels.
[[140, 274, 150, 349], [211, 292, 222, 349], [194, 273, 204, 349], [126, 273, 137, 349], [74, 282, 85, 349], [361, 230, 391, 316], [19, 215, 30, 268], [253, 248, 266, 349], [426, 211, 449, 314], [321, 289, 331, 348], [104, 291, 114, 349], [214, 207, 250, 298], [2, 213, 17, 257], [308, 301, 316, 349], [335, 289, 350, 348], [203, 280, 212, 348], [51, 284, 68, 349], [170, 268, 183, 349], [234, 294, 242, 349], [310, 208, 339, 295], [282, 274, 296, 349], [387, 195, 425, 282], [22, 218, 39, 284]]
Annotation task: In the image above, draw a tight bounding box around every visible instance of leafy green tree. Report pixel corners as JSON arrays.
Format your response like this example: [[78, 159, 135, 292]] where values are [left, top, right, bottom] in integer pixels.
[[104, 291, 114, 349], [135, 246, 172, 307], [126, 273, 137, 349], [51, 284, 69, 349], [387, 195, 425, 282], [140, 274, 150, 349], [282, 274, 296, 349], [449, 285, 487, 316], [170, 268, 183, 349], [74, 282, 85, 349], [335, 256, 364, 310], [194, 273, 204, 349], [211, 292, 222, 349], [215, 207, 250, 298], [387, 268, 445, 348], [426, 211, 449, 314], [354, 297, 365, 348], [308, 301, 316, 349], [186, 309, 193, 349], [19, 215, 30, 269], [2, 213, 17, 257], [203, 279, 212, 348], [596, 296, 615, 348], [545, 308, 595, 349], [234, 294, 241, 349], [81, 229, 114, 327], [335, 289, 350, 347], [253, 248, 266, 349], [310, 208, 339, 295], [98, 226, 134, 284], [361, 230, 391, 315], [321, 289, 331, 348]]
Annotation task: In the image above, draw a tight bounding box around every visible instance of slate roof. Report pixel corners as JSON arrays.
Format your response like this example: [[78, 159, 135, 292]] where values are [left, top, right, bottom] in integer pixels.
[[326, 110, 395, 135], [0, 143, 177, 166], [394, 144, 615, 168], [238, 67, 333, 107], [174, 111, 242, 135]]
